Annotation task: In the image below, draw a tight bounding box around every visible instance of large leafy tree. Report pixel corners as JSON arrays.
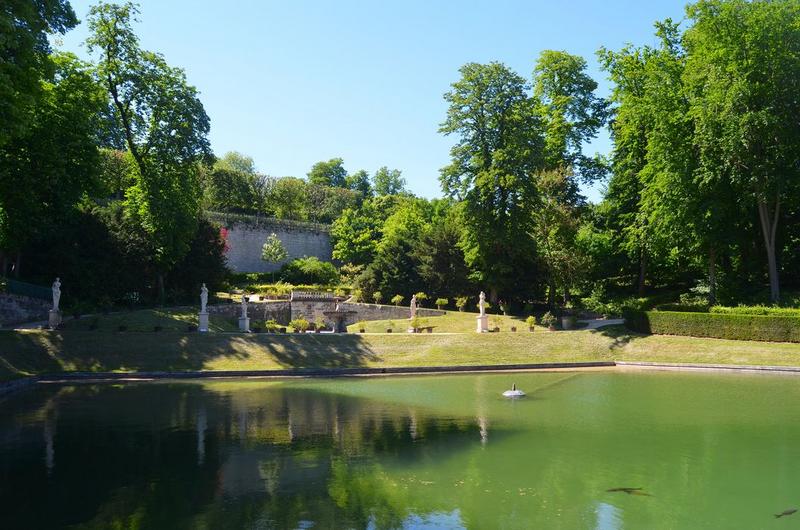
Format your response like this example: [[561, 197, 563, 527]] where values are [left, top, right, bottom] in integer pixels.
[[87, 1, 211, 300], [0, 0, 77, 147], [373, 167, 406, 196], [682, 0, 800, 302], [439, 62, 543, 301], [0, 52, 106, 274], [307, 158, 347, 187], [533, 50, 608, 181]]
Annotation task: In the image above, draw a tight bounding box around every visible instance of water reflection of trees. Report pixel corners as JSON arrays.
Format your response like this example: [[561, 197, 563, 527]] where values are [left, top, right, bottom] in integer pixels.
[[0, 383, 485, 529]]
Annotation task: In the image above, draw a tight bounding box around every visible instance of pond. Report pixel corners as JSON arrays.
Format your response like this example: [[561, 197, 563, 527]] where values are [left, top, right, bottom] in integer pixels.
[[2, 370, 800, 529]]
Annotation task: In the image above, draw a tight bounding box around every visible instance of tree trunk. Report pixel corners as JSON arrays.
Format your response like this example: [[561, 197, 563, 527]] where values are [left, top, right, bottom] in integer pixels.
[[637, 250, 647, 297], [13, 252, 21, 278], [756, 196, 780, 303], [708, 247, 717, 306], [157, 273, 165, 307]]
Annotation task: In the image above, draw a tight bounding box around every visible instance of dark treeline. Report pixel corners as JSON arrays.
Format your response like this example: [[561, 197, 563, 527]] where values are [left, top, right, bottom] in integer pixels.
[[2, 0, 799, 313]]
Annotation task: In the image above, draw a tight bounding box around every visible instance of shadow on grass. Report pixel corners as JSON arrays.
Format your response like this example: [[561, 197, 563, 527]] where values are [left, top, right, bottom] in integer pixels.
[[589, 324, 647, 350], [0, 330, 380, 380]]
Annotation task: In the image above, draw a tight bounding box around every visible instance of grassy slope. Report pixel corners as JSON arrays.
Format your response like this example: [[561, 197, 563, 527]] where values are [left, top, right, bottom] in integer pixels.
[[3, 311, 800, 382]]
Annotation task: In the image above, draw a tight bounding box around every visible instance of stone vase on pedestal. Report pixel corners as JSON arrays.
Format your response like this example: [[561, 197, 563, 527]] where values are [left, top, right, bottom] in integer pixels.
[[239, 317, 250, 332], [198, 312, 209, 332], [48, 310, 62, 330], [476, 314, 489, 333]]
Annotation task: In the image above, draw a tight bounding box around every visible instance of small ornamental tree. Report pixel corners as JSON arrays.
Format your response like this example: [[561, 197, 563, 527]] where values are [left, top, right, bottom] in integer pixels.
[[435, 298, 448, 310], [391, 294, 404, 306], [414, 292, 428, 307], [455, 296, 469, 312], [373, 291, 383, 305], [261, 233, 288, 281]]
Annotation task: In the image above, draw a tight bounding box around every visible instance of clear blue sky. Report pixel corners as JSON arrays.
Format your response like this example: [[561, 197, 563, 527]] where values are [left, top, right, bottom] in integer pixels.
[[57, 0, 688, 202]]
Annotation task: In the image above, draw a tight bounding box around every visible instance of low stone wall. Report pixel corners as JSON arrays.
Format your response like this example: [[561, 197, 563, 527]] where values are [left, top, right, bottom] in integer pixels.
[[208, 301, 292, 324], [339, 303, 445, 323], [0, 294, 50, 328]]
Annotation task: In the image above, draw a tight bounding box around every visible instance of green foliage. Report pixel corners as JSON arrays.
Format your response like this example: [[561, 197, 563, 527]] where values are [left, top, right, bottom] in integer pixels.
[[308, 158, 347, 187], [373, 167, 406, 196], [541, 311, 557, 328], [391, 294, 404, 306], [626, 310, 800, 343], [435, 298, 448, 309], [0, 0, 77, 147], [409, 315, 421, 331], [261, 233, 288, 264], [526, 315, 537, 328], [414, 292, 428, 306], [455, 296, 469, 311], [710, 306, 800, 317], [1, 52, 106, 253], [372, 291, 383, 304], [87, 2, 211, 291], [279, 257, 339, 285], [440, 61, 542, 297], [289, 315, 310, 332]]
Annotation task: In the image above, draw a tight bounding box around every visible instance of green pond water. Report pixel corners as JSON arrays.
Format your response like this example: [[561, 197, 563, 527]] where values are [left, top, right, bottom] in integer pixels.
[[2, 370, 800, 529]]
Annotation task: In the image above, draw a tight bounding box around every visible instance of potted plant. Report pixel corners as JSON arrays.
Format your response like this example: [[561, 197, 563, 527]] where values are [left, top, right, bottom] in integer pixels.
[[510, 325, 517, 332], [373, 291, 383, 306], [455, 296, 468, 312], [541, 311, 557, 331], [414, 292, 428, 307], [499, 300, 509, 316], [391, 294, 404, 307], [491, 315, 501, 332], [290, 316, 310, 333], [526, 315, 537, 332], [314, 316, 325, 333], [358, 320, 367, 333], [387, 321, 395, 333], [409, 315, 421, 333]]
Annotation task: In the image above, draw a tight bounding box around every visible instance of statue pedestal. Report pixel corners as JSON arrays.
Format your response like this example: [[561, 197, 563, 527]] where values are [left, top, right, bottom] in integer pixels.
[[476, 315, 488, 333], [48, 310, 62, 330], [198, 312, 209, 332], [239, 317, 250, 332]]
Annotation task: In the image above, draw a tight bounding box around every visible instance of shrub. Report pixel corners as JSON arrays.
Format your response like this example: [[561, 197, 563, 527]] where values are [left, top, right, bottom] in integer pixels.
[[435, 297, 448, 310], [541, 311, 557, 328], [264, 319, 280, 332], [625, 310, 800, 343], [289, 315, 310, 332], [410, 315, 421, 332], [414, 292, 428, 306], [350, 289, 363, 303], [357, 320, 367, 332], [526, 315, 537, 329], [279, 256, 339, 285], [455, 296, 468, 312], [656, 303, 709, 313], [373, 291, 383, 305], [391, 294, 404, 306]]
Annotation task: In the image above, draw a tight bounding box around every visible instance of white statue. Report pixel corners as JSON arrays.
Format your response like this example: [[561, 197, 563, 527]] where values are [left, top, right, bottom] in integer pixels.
[[241, 294, 248, 318], [479, 291, 486, 317], [52, 278, 61, 312], [200, 283, 208, 313], [410, 294, 417, 318]]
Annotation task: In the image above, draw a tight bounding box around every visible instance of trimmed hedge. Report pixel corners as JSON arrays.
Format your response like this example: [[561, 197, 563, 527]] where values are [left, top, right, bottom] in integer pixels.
[[710, 305, 800, 317], [625, 310, 800, 343]]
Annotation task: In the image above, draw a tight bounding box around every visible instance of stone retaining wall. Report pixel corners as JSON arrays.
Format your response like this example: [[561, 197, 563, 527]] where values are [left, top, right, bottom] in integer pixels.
[[0, 294, 50, 328], [215, 214, 332, 273], [208, 301, 292, 324]]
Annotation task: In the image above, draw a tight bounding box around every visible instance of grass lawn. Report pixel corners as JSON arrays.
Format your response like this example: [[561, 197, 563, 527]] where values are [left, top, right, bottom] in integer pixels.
[[347, 310, 539, 333], [3, 310, 800, 383]]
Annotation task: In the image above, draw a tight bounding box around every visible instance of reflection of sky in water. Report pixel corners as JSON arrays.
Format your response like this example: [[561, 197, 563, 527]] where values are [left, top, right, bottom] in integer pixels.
[[595, 502, 621, 530], [369, 510, 465, 529]]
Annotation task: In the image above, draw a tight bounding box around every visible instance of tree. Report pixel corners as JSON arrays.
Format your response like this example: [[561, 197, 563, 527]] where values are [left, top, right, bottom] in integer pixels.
[[346, 169, 373, 199], [215, 151, 256, 175], [682, 0, 800, 302], [87, 2, 211, 302], [0, 0, 77, 147], [0, 52, 106, 274], [261, 233, 288, 281], [268, 177, 308, 220], [435, 298, 448, 310], [391, 294, 404, 306], [308, 158, 347, 187], [411, 213, 472, 299], [533, 50, 608, 181], [373, 167, 406, 196], [439, 62, 543, 301], [330, 204, 382, 266]]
